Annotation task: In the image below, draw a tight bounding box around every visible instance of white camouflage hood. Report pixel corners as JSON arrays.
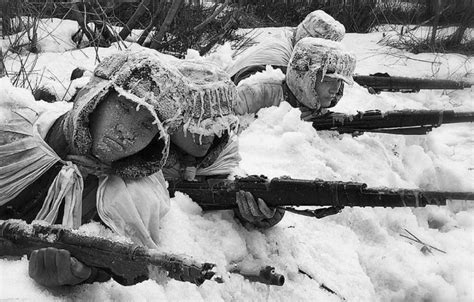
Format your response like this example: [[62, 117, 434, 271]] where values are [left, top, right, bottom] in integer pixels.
[[63, 50, 191, 178]]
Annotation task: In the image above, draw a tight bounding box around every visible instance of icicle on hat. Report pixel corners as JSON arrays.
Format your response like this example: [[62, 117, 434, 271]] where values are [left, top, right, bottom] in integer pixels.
[[294, 10, 346, 43], [286, 37, 356, 110], [64, 50, 190, 178], [172, 60, 239, 137]]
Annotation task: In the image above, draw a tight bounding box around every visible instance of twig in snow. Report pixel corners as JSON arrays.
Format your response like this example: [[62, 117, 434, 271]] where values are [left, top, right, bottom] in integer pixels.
[[400, 228, 446, 254], [298, 268, 346, 301]]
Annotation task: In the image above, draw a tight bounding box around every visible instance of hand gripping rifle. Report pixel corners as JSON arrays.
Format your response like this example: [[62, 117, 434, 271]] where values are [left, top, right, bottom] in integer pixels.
[[311, 109, 474, 135], [0, 219, 284, 286], [167, 176, 474, 219], [354, 73, 472, 93]]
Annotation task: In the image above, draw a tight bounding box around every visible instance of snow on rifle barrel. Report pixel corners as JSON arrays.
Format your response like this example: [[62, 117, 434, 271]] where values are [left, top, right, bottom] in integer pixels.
[[167, 176, 474, 218]]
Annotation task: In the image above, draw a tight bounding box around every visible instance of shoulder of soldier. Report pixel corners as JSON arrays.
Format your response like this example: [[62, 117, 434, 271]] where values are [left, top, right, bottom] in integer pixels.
[[232, 65, 268, 85]]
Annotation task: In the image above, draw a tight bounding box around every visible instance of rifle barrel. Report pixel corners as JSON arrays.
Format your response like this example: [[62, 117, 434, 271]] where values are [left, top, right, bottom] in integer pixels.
[[311, 110, 474, 133], [168, 177, 474, 210], [354, 75, 472, 91], [0, 220, 286, 286]]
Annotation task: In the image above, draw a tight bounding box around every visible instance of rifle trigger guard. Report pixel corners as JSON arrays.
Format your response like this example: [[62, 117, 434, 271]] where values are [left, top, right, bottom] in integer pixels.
[[280, 206, 344, 219]]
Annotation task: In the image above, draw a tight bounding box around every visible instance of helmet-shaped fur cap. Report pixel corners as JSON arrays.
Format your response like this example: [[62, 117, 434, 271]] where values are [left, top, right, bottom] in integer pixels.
[[294, 10, 345, 43], [286, 37, 356, 110]]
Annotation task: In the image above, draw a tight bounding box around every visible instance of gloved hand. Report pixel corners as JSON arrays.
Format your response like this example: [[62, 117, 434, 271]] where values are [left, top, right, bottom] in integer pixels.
[[28, 248, 91, 287], [234, 191, 285, 229]]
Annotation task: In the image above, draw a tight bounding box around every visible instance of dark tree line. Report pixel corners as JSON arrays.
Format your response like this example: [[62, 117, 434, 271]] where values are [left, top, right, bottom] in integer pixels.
[[0, 0, 471, 55]]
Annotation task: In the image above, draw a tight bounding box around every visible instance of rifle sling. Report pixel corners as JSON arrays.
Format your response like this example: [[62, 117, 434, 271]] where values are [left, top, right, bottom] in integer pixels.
[[280, 206, 344, 219]]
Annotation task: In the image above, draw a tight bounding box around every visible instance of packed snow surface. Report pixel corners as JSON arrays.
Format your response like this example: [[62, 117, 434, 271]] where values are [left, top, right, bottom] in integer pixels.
[[1, 19, 473, 302]]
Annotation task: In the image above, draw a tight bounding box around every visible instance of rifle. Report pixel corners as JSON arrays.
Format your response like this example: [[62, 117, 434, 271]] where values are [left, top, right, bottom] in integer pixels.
[[354, 73, 472, 93], [311, 109, 474, 135], [0, 219, 284, 286], [167, 176, 474, 218]]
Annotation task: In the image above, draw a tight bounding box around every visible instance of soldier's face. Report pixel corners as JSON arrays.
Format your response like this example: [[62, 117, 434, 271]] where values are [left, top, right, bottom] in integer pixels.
[[170, 126, 215, 158], [315, 76, 342, 108], [89, 92, 159, 163]]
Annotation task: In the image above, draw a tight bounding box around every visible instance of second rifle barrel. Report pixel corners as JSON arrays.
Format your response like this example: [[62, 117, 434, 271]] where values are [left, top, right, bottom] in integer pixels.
[[354, 75, 472, 90]]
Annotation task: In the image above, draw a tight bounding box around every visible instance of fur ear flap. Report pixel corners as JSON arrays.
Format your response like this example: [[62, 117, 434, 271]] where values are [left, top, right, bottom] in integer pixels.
[[173, 60, 239, 137]]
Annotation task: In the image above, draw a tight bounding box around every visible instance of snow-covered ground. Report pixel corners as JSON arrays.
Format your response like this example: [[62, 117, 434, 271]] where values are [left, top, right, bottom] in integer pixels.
[[1, 20, 473, 302]]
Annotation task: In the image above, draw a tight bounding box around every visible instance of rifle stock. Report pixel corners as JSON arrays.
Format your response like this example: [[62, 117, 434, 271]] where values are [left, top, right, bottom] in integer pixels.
[[168, 176, 474, 213], [0, 219, 217, 286], [354, 75, 472, 93], [311, 110, 474, 135]]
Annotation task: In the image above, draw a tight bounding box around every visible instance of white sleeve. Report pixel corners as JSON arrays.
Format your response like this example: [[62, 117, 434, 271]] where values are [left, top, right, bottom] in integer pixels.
[[236, 80, 285, 114], [234, 66, 286, 115]]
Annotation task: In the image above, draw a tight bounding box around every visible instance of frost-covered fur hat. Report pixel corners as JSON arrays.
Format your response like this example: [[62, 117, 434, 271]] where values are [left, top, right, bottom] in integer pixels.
[[173, 60, 239, 137], [64, 50, 189, 178], [294, 10, 345, 43], [286, 37, 356, 109]]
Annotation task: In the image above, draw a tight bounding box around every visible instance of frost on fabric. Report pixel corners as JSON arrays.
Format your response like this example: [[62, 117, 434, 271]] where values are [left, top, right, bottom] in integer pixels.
[[64, 50, 195, 177], [93, 50, 191, 130], [174, 60, 239, 137], [295, 10, 346, 42], [289, 37, 356, 84]]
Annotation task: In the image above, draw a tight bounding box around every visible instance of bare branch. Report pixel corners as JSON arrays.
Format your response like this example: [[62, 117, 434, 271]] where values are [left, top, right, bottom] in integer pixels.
[[150, 0, 184, 49], [0, 49, 5, 78], [193, 0, 229, 32], [70, 3, 97, 46], [137, 0, 164, 45], [119, 0, 151, 40]]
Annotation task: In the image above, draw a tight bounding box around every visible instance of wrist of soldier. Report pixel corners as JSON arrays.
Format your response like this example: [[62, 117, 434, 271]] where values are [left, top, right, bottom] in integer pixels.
[[233, 208, 284, 230]]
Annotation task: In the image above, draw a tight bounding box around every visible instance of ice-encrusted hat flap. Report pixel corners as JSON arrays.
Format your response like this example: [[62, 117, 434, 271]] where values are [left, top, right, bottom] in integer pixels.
[[295, 10, 345, 43], [288, 37, 356, 85], [64, 50, 190, 178], [175, 60, 239, 137], [95, 50, 190, 125]]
